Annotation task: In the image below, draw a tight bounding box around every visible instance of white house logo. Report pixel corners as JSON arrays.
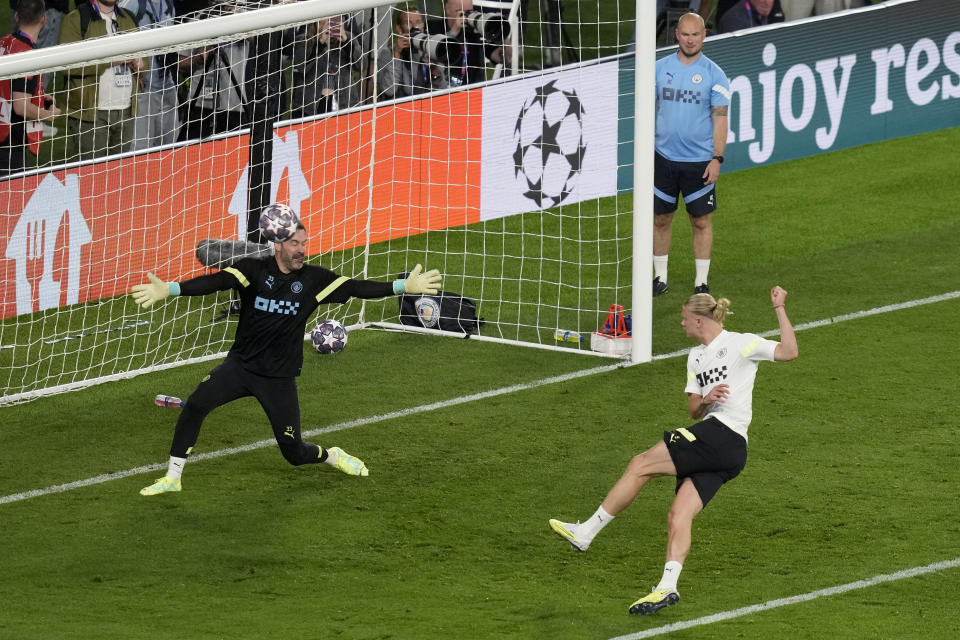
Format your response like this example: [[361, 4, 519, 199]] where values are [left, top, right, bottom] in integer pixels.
[[4, 173, 91, 315], [512, 80, 586, 208]]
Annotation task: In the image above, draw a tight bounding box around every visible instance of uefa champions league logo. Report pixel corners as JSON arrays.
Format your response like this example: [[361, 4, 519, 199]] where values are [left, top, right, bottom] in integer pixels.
[[512, 80, 586, 208]]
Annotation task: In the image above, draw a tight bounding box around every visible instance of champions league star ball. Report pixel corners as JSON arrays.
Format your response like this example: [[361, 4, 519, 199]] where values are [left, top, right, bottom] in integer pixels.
[[512, 80, 586, 209], [310, 319, 348, 354], [259, 203, 300, 242]]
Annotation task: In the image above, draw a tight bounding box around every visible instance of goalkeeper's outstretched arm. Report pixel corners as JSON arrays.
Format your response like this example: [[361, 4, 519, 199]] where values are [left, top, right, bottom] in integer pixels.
[[130, 270, 237, 309], [333, 264, 442, 300], [132, 263, 441, 309]]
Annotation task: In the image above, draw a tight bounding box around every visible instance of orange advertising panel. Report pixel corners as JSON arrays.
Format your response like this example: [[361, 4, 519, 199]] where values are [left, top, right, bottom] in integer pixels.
[[1, 89, 482, 320], [283, 88, 483, 255], [0, 138, 248, 319]]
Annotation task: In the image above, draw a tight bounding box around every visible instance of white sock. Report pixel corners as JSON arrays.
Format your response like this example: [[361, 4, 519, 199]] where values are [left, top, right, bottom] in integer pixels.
[[579, 505, 614, 540], [167, 456, 187, 480], [656, 560, 683, 592], [322, 447, 337, 466], [694, 259, 711, 287], [653, 254, 669, 283]]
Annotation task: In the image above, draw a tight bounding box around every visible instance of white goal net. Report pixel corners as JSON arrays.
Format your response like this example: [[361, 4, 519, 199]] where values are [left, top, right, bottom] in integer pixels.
[[0, 0, 653, 405]]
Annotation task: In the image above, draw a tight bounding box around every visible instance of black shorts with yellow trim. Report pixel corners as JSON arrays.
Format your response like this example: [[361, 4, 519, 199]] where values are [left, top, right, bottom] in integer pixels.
[[663, 416, 747, 507]]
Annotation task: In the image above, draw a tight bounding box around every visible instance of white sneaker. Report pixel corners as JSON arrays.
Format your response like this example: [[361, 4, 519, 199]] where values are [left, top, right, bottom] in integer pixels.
[[548, 518, 590, 551]]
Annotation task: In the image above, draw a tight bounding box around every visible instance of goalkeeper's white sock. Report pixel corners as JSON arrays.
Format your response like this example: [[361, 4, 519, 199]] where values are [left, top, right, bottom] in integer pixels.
[[166, 456, 187, 479], [655, 561, 683, 592], [695, 259, 711, 287], [322, 447, 337, 466], [653, 254, 669, 283], [579, 505, 614, 540]]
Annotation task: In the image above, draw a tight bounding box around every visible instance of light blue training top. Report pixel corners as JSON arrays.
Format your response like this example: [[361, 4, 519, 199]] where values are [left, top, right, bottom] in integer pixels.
[[655, 52, 731, 162]]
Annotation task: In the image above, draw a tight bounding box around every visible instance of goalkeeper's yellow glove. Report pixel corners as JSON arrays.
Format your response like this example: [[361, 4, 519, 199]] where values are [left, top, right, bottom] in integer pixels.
[[394, 264, 441, 296], [131, 272, 179, 309]]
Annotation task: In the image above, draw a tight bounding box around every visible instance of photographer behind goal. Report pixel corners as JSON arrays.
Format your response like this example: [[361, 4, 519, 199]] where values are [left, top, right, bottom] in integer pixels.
[[376, 5, 450, 99], [429, 0, 509, 87]]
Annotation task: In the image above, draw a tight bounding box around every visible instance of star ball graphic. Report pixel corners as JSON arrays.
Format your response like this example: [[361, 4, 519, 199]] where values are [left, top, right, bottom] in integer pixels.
[[512, 80, 587, 208]]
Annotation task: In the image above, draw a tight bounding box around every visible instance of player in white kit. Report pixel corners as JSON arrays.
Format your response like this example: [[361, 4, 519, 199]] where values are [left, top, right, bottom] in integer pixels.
[[549, 286, 798, 615]]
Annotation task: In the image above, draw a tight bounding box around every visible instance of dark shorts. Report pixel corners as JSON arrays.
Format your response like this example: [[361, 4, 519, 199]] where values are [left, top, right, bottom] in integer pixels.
[[653, 151, 717, 217], [663, 416, 747, 507]]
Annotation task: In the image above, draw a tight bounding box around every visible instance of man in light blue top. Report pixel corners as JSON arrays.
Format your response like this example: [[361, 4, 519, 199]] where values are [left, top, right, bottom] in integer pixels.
[[653, 12, 730, 297]]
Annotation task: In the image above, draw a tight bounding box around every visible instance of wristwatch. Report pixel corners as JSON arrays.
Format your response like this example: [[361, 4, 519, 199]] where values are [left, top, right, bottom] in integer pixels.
[[712, 155, 724, 164]]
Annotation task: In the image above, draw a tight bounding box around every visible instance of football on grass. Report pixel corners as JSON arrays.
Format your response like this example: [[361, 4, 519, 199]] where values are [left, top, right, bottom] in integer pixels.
[[310, 319, 348, 354], [259, 203, 300, 242]]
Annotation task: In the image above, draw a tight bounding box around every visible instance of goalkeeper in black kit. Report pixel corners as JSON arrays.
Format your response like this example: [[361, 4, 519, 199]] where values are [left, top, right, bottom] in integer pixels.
[[131, 221, 441, 496]]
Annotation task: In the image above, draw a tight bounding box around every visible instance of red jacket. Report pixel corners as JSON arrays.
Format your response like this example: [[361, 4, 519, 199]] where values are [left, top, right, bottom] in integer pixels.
[[0, 32, 47, 153]]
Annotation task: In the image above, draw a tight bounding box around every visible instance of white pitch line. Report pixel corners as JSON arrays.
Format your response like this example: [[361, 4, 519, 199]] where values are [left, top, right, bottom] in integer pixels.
[[609, 557, 960, 640], [0, 364, 621, 506], [2, 289, 958, 507]]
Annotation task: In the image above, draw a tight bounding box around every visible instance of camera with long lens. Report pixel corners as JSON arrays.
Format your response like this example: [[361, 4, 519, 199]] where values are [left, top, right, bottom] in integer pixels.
[[407, 28, 459, 67], [462, 10, 510, 45]]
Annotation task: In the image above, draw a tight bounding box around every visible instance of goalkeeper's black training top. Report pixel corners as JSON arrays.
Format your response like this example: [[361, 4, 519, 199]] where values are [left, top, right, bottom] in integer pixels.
[[179, 256, 393, 377]]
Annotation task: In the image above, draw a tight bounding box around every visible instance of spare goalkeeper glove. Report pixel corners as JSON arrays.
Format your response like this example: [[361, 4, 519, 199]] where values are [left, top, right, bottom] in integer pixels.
[[131, 272, 179, 309], [394, 264, 441, 296]]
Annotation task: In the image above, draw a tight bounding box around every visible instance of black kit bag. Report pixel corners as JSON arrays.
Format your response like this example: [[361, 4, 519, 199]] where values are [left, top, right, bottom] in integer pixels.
[[397, 272, 484, 335]]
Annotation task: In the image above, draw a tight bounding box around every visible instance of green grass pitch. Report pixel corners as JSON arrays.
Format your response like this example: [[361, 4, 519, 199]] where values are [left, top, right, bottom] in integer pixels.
[[2, 128, 960, 639]]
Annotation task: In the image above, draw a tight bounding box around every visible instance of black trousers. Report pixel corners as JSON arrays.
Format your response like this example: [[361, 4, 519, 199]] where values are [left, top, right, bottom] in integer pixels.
[[171, 357, 324, 466]]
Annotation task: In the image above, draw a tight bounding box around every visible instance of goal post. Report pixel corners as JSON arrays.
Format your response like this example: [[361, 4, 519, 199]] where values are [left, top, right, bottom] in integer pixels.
[[0, 0, 652, 405], [632, 0, 655, 364]]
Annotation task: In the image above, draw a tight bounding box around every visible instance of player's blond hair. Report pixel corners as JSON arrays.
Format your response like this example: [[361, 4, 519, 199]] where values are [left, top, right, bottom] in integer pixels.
[[685, 293, 732, 325]]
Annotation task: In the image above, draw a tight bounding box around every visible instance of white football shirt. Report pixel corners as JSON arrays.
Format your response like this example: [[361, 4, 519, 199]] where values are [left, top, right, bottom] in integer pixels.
[[684, 330, 778, 441]]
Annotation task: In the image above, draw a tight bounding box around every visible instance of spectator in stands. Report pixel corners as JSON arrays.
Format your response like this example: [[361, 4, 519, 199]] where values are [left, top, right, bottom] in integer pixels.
[[120, 0, 179, 151], [0, 0, 61, 175], [290, 14, 363, 118], [376, 5, 448, 100], [178, 39, 249, 140], [8, 0, 67, 91], [780, 0, 864, 21], [717, 0, 785, 32], [58, 0, 144, 160]]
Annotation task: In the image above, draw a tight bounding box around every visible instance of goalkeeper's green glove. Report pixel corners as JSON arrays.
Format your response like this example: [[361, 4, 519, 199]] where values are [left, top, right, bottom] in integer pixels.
[[393, 264, 441, 296], [131, 272, 180, 309]]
